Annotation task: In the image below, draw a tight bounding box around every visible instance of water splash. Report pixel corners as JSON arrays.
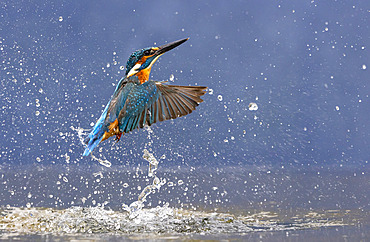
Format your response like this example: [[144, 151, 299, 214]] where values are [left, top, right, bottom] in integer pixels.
[[70, 126, 112, 167], [90, 154, 112, 167], [0, 206, 351, 236], [121, 126, 168, 219], [123, 148, 166, 219], [143, 149, 158, 177], [70, 126, 89, 146]]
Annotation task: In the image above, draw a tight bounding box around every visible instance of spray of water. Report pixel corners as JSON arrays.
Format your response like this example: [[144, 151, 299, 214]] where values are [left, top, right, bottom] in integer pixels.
[[122, 126, 167, 219], [72, 125, 166, 217], [70, 126, 112, 167]]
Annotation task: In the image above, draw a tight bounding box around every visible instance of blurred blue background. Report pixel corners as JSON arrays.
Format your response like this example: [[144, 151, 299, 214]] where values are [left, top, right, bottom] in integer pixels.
[[0, 0, 369, 211]]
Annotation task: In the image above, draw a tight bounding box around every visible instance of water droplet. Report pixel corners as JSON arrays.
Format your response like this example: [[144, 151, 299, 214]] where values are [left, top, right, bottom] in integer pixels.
[[58, 16, 63, 22], [362, 64, 367, 70], [335, 106, 340, 111], [178, 180, 184, 185], [25, 78, 30, 83], [169, 74, 174, 82], [63, 176, 68, 183], [65, 153, 70, 163], [98, 159, 111, 167], [208, 88, 214, 95], [248, 102, 258, 111], [217, 95, 223, 101], [143, 149, 158, 166], [35, 111, 40, 116], [120, 66, 125, 70], [36, 157, 41, 162], [153, 177, 160, 186]]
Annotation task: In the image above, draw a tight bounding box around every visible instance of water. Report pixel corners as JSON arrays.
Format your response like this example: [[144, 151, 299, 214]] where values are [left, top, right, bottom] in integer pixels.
[[0, 162, 369, 241], [1, 0, 369, 240], [1, 206, 368, 241]]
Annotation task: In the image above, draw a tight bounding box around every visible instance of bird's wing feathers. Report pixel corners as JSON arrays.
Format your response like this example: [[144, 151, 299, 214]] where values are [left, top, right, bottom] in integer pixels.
[[84, 78, 206, 156], [105, 77, 132, 123], [119, 82, 207, 133], [152, 83, 207, 121]]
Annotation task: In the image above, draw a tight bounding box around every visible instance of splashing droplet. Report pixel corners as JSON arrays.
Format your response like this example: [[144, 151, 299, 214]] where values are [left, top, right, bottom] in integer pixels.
[[248, 102, 258, 111], [169, 74, 174, 82]]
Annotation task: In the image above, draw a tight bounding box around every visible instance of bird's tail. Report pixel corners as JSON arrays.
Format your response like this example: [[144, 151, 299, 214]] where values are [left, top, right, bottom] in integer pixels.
[[83, 107, 109, 156]]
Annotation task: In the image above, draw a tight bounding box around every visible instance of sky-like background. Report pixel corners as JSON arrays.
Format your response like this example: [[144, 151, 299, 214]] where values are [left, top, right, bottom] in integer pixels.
[[0, 0, 369, 210]]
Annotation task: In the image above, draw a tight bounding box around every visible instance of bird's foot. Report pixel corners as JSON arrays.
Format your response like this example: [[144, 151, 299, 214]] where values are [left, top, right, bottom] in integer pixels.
[[115, 133, 123, 142]]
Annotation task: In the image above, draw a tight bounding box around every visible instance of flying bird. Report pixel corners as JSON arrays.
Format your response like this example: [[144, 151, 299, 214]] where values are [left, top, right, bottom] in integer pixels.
[[83, 38, 207, 156]]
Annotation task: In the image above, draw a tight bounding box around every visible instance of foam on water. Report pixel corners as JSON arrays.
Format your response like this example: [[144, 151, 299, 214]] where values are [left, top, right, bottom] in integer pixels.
[[0, 206, 349, 236]]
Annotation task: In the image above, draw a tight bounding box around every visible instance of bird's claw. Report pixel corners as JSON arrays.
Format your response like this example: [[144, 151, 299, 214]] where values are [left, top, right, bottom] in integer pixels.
[[115, 133, 122, 142]]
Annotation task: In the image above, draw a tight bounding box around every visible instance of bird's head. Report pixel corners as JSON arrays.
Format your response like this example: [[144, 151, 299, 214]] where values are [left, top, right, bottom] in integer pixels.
[[125, 38, 188, 83]]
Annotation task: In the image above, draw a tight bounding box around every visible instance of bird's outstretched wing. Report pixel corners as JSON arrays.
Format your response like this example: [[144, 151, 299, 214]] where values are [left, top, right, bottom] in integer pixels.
[[118, 82, 207, 133], [83, 78, 206, 156]]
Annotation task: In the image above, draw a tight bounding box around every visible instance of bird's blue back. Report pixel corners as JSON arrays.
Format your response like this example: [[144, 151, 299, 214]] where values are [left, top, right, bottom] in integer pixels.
[[83, 76, 159, 156], [114, 79, 159, 133]]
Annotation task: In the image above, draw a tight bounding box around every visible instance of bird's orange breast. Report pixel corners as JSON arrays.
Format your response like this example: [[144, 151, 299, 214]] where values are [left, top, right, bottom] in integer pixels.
[[136, 68, 151, 84], [101, 119, 121, 142]]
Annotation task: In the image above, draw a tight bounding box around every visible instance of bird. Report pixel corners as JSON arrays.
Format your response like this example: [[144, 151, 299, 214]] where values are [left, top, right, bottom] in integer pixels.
[[83, 38, 207, 156]]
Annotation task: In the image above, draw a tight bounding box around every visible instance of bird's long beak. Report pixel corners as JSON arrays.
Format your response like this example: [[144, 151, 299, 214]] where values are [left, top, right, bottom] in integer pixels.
[[155, 38, 189, 56], [127, 38, 189, 78]]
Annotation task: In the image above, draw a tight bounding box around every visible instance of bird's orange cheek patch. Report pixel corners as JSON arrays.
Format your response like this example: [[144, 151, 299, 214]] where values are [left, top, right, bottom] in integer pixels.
[[138, 56, 147, 64]]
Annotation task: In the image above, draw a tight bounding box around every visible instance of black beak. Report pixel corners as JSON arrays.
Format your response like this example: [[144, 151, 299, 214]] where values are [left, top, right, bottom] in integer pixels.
[[156, 38, 189, 56]]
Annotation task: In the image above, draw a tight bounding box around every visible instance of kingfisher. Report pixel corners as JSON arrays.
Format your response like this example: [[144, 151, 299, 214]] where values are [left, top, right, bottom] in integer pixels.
[[83, 38, 207, 156]]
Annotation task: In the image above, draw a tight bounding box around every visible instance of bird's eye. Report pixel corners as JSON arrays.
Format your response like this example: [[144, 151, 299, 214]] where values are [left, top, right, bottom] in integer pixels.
[[144, 50, 151, 56]]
